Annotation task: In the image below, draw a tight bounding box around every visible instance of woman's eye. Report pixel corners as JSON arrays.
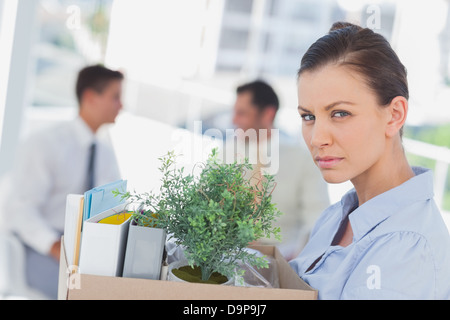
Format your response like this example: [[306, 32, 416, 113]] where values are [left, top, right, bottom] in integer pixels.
[[301, 114, 315, 121], [332, 111, 350, 118]]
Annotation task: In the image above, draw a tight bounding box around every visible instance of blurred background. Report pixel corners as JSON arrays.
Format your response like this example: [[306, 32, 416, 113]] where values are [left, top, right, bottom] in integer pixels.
[[0, 0, 449, 298]]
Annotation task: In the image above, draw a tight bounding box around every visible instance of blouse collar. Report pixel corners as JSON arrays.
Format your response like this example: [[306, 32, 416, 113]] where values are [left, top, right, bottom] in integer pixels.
[[341, 167, 434, 242]]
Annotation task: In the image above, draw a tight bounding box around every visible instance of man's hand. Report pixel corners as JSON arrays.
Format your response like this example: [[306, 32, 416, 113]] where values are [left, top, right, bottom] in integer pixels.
[[49, 240, 61, 262]]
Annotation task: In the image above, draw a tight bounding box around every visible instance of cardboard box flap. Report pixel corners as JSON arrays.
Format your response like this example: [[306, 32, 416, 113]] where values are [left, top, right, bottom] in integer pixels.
[[250, 245, 316, 292]]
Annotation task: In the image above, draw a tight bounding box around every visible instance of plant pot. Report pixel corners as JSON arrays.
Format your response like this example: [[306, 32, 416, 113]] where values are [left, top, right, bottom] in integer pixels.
[[167, 260, 234, 286], [122, 224, 166, 280]]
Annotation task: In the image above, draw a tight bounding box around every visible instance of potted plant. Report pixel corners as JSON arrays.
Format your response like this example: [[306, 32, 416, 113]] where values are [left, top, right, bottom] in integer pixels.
[[117, 148, 282, 285]]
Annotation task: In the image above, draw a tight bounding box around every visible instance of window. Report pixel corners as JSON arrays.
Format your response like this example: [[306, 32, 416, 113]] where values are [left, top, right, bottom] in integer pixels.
[[30, 0, 114, 108], [219, 28, 250, 50], [224, 0, 253, 14]]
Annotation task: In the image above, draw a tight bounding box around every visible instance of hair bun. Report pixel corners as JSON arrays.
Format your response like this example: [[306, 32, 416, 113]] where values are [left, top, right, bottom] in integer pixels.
[[329, 21, 363, 33]]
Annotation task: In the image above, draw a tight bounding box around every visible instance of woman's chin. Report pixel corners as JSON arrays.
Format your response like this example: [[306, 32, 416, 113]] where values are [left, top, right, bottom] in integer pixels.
[[320, 170, 350, 184]]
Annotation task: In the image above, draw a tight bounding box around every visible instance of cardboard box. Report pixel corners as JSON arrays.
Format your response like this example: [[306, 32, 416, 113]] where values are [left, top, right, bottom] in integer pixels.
[[58, 237, 317, 300]]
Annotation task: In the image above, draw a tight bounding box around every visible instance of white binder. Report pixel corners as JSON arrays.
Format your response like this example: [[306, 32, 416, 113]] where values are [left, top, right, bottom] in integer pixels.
[[79, 203, 131, 277]]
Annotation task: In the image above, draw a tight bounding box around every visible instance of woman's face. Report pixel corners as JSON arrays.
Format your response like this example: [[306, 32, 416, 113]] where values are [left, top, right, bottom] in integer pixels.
[[297, 64, 391, 184]]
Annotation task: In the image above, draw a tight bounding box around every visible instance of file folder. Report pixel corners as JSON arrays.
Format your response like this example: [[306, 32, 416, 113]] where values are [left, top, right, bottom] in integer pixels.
[[122, 223, 166, 280], [83, 180, 127, 223], [79, 203, 131, 277], [63, 194, 84, 269]]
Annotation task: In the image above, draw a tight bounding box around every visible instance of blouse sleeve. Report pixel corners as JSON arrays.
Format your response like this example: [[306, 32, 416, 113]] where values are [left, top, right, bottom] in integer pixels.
[[341, 231, 437, 299]]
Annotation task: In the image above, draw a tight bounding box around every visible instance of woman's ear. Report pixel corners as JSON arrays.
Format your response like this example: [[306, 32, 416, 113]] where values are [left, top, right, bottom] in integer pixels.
[[385, 96, 408, 138]]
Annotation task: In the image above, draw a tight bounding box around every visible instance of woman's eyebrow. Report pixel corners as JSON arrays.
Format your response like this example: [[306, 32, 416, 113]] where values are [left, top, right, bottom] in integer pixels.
[[324, 100, 355, 111], [298, 106, 311, 113], [298, 101, 355, 113]]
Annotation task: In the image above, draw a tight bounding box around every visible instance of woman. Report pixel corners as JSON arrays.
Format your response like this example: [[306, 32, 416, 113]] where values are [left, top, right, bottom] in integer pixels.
[[289, 22, 450, 299]]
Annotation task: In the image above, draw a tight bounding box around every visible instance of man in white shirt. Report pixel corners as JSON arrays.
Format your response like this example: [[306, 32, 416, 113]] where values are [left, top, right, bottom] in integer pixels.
[[228, 80, 330, 260], [4, 65, 124, 299]]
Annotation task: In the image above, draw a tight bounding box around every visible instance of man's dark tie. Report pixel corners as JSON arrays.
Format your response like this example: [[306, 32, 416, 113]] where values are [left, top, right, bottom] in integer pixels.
[[87, 143, 96, 191]]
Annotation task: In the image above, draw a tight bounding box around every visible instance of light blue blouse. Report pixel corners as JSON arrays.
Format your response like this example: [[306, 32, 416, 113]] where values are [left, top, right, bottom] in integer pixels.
[[289, 167, 450, 299]]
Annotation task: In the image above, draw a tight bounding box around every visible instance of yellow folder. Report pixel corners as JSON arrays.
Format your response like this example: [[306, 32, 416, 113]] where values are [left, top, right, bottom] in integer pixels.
[[97, 212, 133, 225]]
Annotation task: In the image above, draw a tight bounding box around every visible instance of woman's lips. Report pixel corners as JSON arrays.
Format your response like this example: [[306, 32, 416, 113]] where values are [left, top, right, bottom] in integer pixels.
[[315, 156, 344, 169]]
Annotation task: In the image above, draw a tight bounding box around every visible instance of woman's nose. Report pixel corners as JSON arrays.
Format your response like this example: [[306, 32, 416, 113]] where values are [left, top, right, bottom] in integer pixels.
[[310, 120, 331, 149]]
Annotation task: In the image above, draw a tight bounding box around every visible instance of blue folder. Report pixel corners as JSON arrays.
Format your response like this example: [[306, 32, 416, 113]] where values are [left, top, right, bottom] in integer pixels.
[[83, 180, 128, 223]]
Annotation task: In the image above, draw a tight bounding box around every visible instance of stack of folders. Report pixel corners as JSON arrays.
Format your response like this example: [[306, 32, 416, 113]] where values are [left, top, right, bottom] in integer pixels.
[[63, 180, 130, 277], [63, 179, 167, 280]]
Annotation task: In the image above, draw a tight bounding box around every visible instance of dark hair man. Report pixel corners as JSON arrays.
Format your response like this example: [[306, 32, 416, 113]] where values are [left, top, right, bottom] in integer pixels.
[[4, 65, 124, 299]]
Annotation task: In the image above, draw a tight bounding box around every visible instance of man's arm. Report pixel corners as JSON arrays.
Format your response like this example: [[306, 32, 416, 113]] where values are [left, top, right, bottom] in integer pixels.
[[5, 136, 60, 257]]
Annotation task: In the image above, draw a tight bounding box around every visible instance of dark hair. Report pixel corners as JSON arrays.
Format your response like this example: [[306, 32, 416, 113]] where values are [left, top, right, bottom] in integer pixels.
[[236, 80, 279, 112], [76, 65, 124, 105], [298, 21, 409, 106]]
